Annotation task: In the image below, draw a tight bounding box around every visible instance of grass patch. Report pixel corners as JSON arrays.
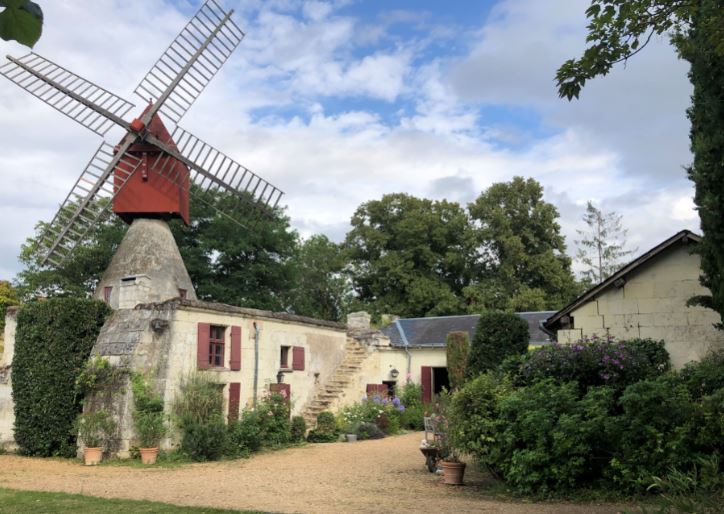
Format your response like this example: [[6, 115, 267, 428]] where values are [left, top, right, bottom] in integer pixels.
[[0, 487, 268, 513]]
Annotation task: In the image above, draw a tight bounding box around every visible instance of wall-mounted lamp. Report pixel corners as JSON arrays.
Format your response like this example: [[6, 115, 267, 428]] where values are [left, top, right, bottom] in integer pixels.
[[276, 371, 284, 384], [390, 368, 400, 379]]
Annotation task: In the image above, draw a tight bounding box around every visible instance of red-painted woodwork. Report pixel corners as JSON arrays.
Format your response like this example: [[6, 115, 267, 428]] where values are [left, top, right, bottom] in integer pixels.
[[270, 383, 290, 404], [113, 106, 190, 224], [421, 366, 432, 403], [196, 322, 210, 370], [228, 382, 240, 422], [365, 384, 388, 397], [292, 346, 305, 371], [230, 325, 241, 371]]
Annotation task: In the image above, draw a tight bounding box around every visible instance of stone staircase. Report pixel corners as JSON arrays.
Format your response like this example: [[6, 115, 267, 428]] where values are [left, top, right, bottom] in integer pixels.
[[302, 339, 368, 429]]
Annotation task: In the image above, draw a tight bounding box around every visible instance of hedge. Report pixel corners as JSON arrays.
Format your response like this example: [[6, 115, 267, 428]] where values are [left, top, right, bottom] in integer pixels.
[[12, 298, 111, 456]]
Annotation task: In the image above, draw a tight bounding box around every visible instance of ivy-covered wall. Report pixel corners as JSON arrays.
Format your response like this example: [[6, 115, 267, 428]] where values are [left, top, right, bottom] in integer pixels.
[[12, 298, 111, 456]]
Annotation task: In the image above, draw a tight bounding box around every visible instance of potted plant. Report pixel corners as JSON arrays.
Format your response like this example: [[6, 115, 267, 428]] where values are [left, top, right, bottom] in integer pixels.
[[132, 374, 167, 465], [75, 410, 116, 466], [430, 397, 466, 485]]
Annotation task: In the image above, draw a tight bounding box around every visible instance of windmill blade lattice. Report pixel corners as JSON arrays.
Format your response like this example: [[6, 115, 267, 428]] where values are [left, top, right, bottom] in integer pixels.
[[150, 126, 283, 210], [0, 53, 135, 136], [134, 0, 244, 127], [40, 142, 141, 266]]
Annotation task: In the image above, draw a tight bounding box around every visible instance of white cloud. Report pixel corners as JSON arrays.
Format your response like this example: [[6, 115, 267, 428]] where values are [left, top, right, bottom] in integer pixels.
[[0, 0, 699, 286]]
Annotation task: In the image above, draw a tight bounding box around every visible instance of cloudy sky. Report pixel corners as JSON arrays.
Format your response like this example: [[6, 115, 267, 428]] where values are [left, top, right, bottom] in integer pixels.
[[0, 0, 697, 281]]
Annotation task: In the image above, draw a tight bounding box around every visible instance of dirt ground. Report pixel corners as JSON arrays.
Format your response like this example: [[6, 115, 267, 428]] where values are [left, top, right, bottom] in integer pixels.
[[0, 432, 627, 514]]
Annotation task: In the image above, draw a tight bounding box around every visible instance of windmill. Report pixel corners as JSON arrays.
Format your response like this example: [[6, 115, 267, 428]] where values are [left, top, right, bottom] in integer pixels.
[[0, 0, 284, 307]]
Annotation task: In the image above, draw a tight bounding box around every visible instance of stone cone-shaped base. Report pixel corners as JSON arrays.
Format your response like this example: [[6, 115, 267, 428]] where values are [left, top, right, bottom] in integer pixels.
[[93, 218, 196, 309]]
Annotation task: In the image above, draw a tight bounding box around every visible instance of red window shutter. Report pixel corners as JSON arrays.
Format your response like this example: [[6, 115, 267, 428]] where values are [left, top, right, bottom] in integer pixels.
[[230, 325, 241, 371], [292, 346, 305, 371], [270, 383, 291, 404], [228, 382, 240, 422], [197, 323, 210, 370], [366, 384, 375, 395], [421, 366, 432, 403]]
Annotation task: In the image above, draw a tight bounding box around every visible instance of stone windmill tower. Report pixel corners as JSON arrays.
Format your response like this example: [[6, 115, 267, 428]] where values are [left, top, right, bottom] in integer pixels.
[[0, 0, 283, 309]]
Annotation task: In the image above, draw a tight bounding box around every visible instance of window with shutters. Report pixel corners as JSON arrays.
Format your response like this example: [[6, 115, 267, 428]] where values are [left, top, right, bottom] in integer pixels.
[[280, 345, 290, 368], [209, 325, 225, 368]]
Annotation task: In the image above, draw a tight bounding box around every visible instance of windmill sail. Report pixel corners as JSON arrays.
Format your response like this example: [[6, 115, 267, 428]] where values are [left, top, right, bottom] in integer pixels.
[[133, 0, 244, 127], [149, 126, 283, 210], [0, 53, 135, 136], [40, 141, 141, 266]]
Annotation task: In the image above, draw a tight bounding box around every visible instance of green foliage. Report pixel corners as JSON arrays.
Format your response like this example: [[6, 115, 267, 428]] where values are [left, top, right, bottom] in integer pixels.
[[131, 374, 166, 448], [173, 373, 225, 461], [575, 201, 636, 283], [173, 373, 223, 427], [254, 393, 291, 447], [307, 411, 338, 443], [467, 312, 529, 375], [74, 410, 116, 449], [446, 331, 469, 390], [227, 412, 261, 456], [75, 356, 125, 397], [465, 177, 580, 312], [399, 383, 425, 430], [0, 280, 19, 333], [355, 422, 384, 440], [0, 1, 43, 48], [289, 235, 351, 321], [290, 416, 306, 443], [451, 348, 724, 495], [180, 418, 227, 462], [12, 298, 111, 457], [344, 193, 474, 318], [226, 394, 292, 456]]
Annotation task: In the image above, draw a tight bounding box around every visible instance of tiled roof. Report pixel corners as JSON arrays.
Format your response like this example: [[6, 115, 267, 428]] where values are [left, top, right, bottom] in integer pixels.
[[380, 311, 556, 348]]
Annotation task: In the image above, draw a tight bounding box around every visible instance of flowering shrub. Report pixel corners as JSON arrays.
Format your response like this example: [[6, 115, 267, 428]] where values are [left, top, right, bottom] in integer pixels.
[[399, 383, 425, 430], [515, 336, 670, 392], [337, 394, 406, 435]]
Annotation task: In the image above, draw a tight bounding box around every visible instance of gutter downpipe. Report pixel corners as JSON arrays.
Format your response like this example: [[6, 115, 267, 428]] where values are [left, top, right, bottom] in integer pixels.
[[253, 322, 261, 409], [395, 320, 412, 383]]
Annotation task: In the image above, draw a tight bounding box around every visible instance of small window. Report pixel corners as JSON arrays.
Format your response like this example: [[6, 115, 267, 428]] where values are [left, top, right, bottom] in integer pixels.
[[178, 288, 187, 299], [280, 346, 290, 368], [103, 286, 112, 304], [209, 325, 225, 368]]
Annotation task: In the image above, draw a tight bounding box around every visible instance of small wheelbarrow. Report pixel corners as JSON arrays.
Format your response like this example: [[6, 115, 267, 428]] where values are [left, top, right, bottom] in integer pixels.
[[420, 447, 441, 473]]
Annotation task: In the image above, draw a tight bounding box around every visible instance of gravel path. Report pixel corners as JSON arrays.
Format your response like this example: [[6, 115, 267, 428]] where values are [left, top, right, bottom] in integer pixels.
[[0, 432, 626, 513]]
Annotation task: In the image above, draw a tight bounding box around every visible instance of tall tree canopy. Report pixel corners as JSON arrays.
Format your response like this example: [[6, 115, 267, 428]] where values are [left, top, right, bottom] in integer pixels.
[[465, 177, 580, 312], [344, 193, 474, 318], [289, 235, 351, 322], [575, 201, 636, 284], [556, 0, 724, 325]]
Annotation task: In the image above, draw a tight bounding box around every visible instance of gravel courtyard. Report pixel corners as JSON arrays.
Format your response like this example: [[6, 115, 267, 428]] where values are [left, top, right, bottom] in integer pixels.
[[0, 432, 625, 513]]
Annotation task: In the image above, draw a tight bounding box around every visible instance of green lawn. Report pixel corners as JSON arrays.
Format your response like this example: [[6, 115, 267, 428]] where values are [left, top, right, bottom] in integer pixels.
[[0, 488, 268, 513]]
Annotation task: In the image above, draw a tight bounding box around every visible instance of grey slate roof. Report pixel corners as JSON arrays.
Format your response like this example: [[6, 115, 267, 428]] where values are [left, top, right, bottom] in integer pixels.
[[380, 311, 556, 348]]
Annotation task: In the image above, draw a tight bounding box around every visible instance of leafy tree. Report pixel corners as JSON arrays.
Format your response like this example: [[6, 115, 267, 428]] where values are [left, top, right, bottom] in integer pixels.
[[465, 177, 580, 312], [0, 1, 43, 48], [170, 189, 299, 312], [556, 0, 724, 325], [288, 235, 350, 322], [575, 201, 636, 284], [344, 193, 475, 318]]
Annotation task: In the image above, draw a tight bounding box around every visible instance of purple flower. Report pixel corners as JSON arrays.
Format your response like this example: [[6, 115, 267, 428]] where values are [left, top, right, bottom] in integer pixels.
[[392, 397, 401, 407]]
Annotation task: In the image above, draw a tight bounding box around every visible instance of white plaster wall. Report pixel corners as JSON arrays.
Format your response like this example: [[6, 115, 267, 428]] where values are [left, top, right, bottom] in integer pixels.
[[559, 246, 724, 368], [0, 307, 18, 447], [168, 306, 347, 418]]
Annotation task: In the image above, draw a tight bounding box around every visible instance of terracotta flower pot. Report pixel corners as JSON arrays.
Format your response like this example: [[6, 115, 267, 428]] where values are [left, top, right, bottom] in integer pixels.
[[441, 461, 466, 485], [140, 447, 159, 465], [83, 447, 103, 466]]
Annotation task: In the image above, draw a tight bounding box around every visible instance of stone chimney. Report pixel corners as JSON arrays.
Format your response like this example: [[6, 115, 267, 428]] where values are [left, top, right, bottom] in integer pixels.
[[347, 311, 371, 330]]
